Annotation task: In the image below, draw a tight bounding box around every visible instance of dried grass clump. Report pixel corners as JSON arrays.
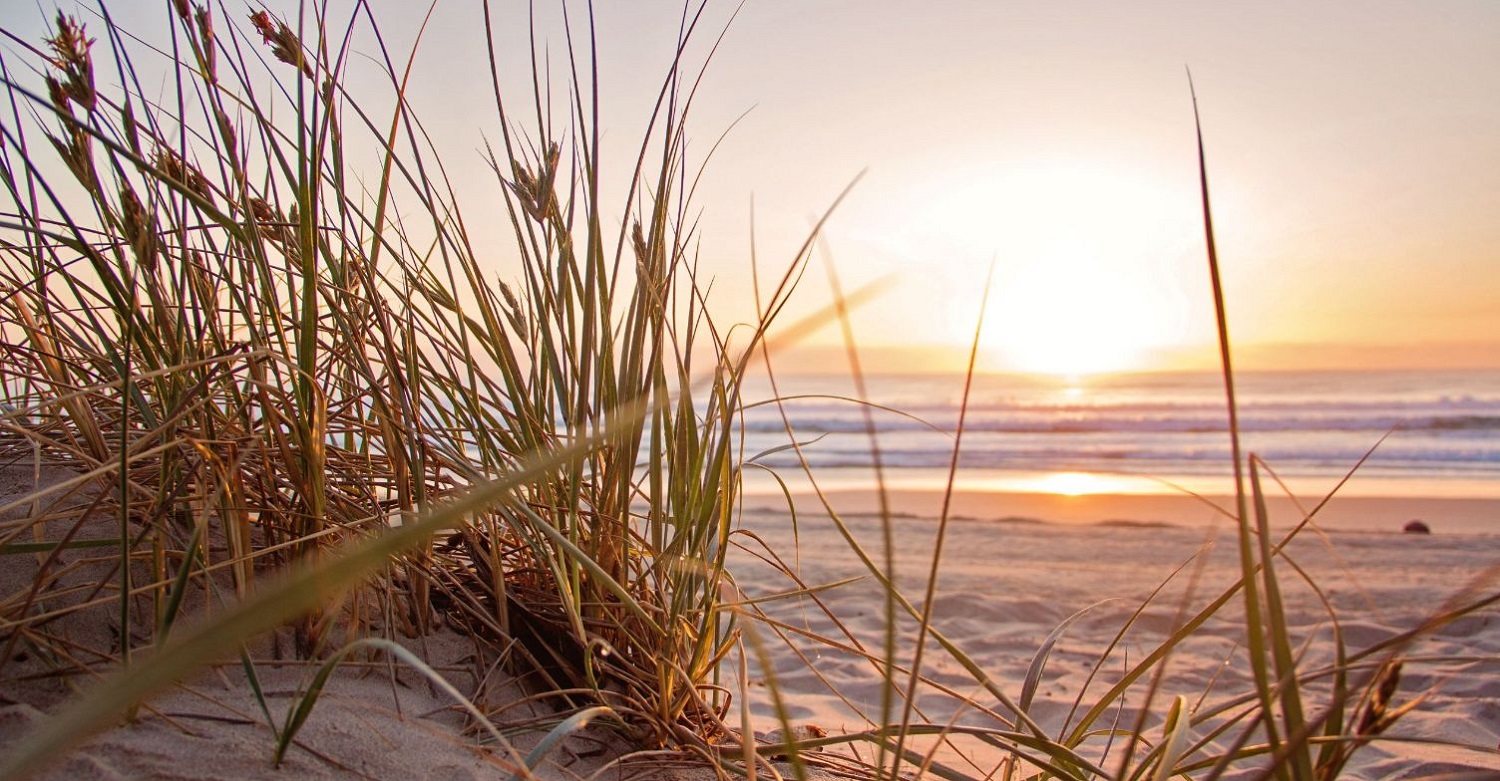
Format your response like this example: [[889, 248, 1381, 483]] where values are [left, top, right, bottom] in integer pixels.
[[0, 1, 826, 774]]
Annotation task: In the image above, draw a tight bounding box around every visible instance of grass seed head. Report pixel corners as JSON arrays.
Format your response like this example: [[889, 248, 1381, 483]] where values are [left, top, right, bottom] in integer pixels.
[[45, 13, 96, 112], [213, 107, 236, 158], [249, 10, 312, 79], [631, 221, 649, 265], [119, 184, 160, 272], [44, 75, 71, 114], [242, 196, 295, 248], [153, 146, 215, 205], [46, 126, 97, 190], [500, 281, 522, 314], [1357, 659, 1403, 736], [186, 249, 219, 301], [195, 7, 218, 82], [509, 162, 545, 221], [247, 196, 277, 225]]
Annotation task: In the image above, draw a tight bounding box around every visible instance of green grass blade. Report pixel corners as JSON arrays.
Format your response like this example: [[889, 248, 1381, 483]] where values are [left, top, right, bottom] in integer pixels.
[[0, 538, 124, 554], [239, 650, 279, 743], [274, 637, 522, 769], [1249, 460, 1314, 781], [155, 520, 204, 639], [517, 706, 616, 779], [1149, 696, 1193, 781], [1021, 600, 1113, 715]]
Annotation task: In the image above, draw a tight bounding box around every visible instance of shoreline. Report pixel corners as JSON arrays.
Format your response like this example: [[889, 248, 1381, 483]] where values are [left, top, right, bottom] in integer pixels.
[[743, 487, 1498, 535]]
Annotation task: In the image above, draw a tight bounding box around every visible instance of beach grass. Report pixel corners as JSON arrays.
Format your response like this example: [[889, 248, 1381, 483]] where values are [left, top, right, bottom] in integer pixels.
[[2, 3, 1498, 781], [0, 1, 826, 774]]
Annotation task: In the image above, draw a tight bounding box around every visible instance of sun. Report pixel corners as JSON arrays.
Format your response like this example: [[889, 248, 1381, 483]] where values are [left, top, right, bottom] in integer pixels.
[[901, 157, 1203, 378], [1026, 471, 1120, 497], [982, 239, 1171, 376], [975, 163, 1199, 377], [841, 155, 1216, 378]]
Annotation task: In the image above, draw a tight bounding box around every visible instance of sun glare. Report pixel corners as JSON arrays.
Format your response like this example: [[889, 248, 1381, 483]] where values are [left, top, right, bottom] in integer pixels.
[[1028, 471, 1120, 497], [985, 243, 1161, 375], [888, 158, 1202, 378]]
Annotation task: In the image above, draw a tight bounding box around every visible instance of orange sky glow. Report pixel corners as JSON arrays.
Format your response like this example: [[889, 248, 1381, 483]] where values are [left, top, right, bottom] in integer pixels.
[[23, 2, 1494, 377]]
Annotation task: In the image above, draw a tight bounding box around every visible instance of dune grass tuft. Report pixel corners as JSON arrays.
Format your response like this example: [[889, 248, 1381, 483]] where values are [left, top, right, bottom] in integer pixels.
[[0, 1, 831, 774]]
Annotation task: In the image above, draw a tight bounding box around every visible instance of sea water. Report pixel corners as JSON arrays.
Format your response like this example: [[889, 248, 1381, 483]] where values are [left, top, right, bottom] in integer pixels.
[[735, 369, 1499, 501]]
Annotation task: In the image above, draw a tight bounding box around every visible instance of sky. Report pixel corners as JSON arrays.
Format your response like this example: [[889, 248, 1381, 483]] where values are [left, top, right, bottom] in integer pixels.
[[14, 1, 1500, 376], [670, 2, 1500, 375]]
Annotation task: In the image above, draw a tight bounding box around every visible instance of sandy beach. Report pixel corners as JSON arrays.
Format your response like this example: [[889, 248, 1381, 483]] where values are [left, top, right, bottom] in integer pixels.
[[6, 471, 1495, 779], [754, 486, 1500, 535], [727, 494, 1500, 779]]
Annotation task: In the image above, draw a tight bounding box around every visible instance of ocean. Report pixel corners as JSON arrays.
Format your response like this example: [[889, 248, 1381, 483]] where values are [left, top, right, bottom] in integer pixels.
[[735, 368, 1499, 501]]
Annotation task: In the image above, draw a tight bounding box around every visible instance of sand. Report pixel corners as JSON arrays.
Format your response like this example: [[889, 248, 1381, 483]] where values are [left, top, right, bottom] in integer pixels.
[[752, 486, 1500, 535], [3, 466, 1497, 779], [0, 465, 679, 781], [727, 493, 1500, 779]]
